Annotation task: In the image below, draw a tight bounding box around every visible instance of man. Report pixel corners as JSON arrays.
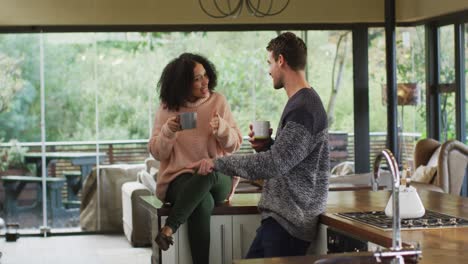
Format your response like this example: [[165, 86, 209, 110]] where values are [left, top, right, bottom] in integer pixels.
[[188, 32, 330, 258]]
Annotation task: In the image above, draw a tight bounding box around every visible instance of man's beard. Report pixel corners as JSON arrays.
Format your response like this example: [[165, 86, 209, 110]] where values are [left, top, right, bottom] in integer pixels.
[[273, 79, 284, 90]]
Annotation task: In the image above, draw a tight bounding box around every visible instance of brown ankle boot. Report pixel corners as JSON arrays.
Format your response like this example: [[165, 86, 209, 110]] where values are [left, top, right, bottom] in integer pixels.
[[155, 229, 174, 251]]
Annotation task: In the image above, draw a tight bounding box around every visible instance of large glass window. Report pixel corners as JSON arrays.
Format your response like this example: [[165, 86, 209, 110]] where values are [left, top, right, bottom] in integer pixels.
[[44, 34, 96, 141], [0, 34, 42, 232], [465, 23, 468, 143], [1, 30, 355, 233], [0, 34, 40, 141], [306, 30, 355, 171], [368, 28, 388, 168], [95, 33, 156, 140], [439, 25, 456, 141], [368, 27, 426, 170], [396, 26, 426, 168]]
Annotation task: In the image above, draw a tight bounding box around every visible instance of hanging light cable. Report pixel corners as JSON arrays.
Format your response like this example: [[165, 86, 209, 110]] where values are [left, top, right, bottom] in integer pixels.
[[198, 0, 289, 18]]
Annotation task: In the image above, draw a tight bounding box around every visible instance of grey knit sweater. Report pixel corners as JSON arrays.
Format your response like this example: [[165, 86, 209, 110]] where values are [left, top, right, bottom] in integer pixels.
[[215, 88, 330, 242]]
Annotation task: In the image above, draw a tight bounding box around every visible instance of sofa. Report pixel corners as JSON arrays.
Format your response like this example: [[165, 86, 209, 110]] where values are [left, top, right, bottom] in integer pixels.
[[121, 158, 159, 247], [80, 163, 146, 232]]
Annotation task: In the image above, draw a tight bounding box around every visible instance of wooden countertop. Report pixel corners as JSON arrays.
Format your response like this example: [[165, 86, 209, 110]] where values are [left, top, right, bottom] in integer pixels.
[[139, 183, 375, 216], [234, 190, 468, 264], [140, 193, 262, 216]]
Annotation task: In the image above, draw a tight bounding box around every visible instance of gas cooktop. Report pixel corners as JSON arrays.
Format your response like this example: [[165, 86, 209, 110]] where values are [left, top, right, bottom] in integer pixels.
[[336, 210, 468, 230]]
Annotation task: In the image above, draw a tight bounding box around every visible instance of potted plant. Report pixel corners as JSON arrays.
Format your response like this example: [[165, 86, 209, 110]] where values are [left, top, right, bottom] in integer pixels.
[[0, 140, 34, 211], [0, 139, 30, 176]]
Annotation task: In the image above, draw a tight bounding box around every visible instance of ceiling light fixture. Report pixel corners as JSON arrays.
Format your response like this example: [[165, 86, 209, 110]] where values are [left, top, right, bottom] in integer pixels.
[[198, 0, 290, 18]]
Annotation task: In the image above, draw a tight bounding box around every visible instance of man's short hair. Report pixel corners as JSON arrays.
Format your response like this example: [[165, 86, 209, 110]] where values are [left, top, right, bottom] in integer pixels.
[[266, 32, 307, 71]]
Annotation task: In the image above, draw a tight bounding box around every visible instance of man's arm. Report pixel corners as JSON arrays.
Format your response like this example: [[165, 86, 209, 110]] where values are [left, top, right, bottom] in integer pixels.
[[216, 121, 327, 180]]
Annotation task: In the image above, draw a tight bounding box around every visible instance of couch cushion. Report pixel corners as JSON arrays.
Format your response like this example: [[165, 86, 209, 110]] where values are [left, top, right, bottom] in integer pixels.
[[410, 145, 440, 184], [426, 145, 441, 167], [411, 165, 437, 183], [121, 181, 152, 247], [145, 157, 160, 173], [331, 161, 355, 176], [411, 181, 444, 193], [138, 169, 157, 194]]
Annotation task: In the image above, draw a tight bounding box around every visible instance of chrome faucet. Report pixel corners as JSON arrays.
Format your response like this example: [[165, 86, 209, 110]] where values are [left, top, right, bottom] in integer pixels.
[[372, 149, 402, 251]]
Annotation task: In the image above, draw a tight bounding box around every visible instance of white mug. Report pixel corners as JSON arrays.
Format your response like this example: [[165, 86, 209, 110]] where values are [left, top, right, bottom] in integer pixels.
[[179, 112, 197, 130], [252, 121, 270, 139]]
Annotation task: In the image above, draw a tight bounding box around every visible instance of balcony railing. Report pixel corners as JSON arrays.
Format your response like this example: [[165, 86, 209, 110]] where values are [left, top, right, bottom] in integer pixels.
[[0, 133, 421, 225], [1, 132, 422, 178]]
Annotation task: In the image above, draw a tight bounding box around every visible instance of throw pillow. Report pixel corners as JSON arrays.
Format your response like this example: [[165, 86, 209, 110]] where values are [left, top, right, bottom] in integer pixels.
[[138, 169, 157, 194], [145, 156, 160, 173], [426, 145, 441, 167], [411, 165, 437, 183]]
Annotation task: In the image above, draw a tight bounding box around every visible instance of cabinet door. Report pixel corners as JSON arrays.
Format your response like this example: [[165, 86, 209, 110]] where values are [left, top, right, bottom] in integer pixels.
[[177, 215, 232, 264], [161, 216, 178, 264], [210, 215, 233, 264], [177, 222, 190, 264], [232, 214, 261, 260]]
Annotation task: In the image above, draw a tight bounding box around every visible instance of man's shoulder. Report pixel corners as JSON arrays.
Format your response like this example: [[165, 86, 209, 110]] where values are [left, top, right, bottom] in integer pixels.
[[286, 88, 321, 108], [282, 104, 327, 135]]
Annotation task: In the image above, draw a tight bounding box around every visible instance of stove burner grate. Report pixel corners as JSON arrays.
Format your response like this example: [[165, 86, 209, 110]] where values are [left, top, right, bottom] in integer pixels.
[[337, 210, 468, 230]]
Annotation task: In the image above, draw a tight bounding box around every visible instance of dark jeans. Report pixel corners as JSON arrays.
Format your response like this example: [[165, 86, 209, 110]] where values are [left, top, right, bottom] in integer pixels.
[[245, 217, 311, 259], [164, 172, 232, 264]]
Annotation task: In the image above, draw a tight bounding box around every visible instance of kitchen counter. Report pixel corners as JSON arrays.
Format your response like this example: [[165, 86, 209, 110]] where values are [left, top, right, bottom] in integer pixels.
[[140, 184, 376, 264], [234, 190, 468, 264], [140, 193, 262, 216]]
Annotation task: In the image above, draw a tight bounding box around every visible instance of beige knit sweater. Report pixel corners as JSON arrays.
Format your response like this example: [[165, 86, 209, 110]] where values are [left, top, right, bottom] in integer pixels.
[[148, 92, 242, 201]]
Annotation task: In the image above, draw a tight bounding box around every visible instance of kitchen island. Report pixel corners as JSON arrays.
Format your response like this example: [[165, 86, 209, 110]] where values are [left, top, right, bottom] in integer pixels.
[[234, 190, 468, 264]]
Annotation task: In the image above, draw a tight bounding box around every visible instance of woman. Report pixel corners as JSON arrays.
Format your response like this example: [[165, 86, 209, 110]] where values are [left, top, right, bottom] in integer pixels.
[[148, 53, 242, 264]]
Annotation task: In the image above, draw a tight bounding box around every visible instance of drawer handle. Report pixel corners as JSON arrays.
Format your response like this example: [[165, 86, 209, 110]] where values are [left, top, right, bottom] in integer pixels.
[[240, 224, 244, 257], [221, 224, 225, 264]]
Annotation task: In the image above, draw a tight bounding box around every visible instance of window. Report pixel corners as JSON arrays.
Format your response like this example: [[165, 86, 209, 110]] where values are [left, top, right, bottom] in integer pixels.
[[2, 31, 356, 232], [439, 25, 456, 141], [368, 26, 426, 169], [465, 23, 468, 143]]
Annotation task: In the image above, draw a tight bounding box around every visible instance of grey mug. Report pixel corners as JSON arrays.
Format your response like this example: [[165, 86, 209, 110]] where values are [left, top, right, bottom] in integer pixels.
[[179, 112, 197, 130]]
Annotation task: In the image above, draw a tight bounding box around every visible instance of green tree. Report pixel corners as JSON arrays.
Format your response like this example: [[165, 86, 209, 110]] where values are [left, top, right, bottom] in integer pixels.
[[0, 53, 24, 113]]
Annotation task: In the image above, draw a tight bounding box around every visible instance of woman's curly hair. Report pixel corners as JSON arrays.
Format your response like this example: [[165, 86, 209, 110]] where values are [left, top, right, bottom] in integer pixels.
[[157, 53, 217, 111]]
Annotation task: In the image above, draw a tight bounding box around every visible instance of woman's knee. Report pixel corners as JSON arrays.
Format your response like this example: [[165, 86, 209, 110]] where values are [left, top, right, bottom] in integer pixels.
[[190, 194, 214, 219]]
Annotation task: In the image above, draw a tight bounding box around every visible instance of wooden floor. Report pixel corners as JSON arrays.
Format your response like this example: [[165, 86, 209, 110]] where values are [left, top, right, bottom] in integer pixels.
[[0, 234, 151, 264]]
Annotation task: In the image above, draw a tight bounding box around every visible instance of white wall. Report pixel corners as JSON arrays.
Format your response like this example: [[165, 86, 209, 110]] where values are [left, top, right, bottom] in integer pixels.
[[1, 0, 383, 26], [398, 0, 468, 22], [0, 0, 466, 27]]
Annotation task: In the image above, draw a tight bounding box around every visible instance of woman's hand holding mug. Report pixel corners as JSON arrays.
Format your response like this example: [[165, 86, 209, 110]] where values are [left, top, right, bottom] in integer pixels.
[[166, 116, 181, 133]]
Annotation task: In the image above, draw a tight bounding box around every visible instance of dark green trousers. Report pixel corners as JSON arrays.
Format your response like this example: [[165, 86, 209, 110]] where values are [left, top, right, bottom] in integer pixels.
[[165, 172, 232, 264]]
